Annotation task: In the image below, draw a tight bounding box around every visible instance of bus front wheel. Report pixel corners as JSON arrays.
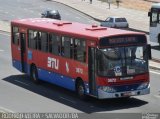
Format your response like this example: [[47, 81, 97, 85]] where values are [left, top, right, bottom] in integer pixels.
[[76, 80, 87, 100], [31, 65, 39, 84]]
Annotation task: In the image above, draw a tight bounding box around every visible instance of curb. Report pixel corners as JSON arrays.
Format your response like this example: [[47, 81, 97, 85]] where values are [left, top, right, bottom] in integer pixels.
[[150, 59, 160, 70], [149, 66, 160, 71], [0, 30, 10, 34], [146, 0, 159, 3], [152, 58, 160, 63], [51, 0, 101, 22]]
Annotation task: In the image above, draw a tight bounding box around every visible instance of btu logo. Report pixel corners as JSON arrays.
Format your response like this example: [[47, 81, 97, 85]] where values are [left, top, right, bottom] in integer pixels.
[[47, 57, 59, 70]]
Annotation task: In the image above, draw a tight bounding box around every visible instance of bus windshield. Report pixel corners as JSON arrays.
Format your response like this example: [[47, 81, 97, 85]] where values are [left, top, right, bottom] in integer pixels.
[[97, 46, 148, 77]]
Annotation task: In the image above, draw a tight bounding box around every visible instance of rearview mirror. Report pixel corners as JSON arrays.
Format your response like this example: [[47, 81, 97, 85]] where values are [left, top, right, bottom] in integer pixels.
[[148, 11, 151, 17]]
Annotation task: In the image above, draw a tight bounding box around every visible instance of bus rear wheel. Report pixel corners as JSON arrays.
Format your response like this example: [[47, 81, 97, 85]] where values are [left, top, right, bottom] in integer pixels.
[[76, 80, 87, 100], [31, 65, 39, 84]]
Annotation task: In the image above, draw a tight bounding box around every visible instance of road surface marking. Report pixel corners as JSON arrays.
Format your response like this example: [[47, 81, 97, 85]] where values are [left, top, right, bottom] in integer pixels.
[[0, 32, 10, 36], [60, 97, 76, 104], [150, 70, 160, 75], [14, 80, 29, 86], [0, 106, 14, 113], [0, 49, 4, 52]]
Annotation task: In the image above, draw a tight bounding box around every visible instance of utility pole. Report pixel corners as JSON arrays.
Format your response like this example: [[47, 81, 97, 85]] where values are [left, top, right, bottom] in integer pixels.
[[90, 0, 92, 4], [116, 0, 120, 8]]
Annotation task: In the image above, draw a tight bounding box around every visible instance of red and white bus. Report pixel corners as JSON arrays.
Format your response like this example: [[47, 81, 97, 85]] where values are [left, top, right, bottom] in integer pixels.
[[11, 18, 151, 99]]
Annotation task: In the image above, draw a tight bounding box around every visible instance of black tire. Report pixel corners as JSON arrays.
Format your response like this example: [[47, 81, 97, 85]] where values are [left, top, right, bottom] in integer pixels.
[[30, 65, 39, 84], [76, 80, 87, 100]]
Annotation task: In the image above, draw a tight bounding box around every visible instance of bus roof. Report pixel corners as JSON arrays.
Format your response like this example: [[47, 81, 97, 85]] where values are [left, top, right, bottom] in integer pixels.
[[152, 3, 160, 9], [11, 18, 145, 39]]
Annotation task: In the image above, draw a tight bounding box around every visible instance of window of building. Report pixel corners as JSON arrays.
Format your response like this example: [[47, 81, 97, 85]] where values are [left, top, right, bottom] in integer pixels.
[[12, 27, 19, 45]]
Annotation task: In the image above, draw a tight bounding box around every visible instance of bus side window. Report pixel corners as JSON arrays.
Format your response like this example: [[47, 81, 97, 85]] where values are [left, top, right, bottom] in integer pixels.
[[12, 27, 19, 45], [41, 32, 48, 52], [152, 12, 158, 23], [74, 39, 86, 62], [49, 34, 53, 53], [28, 30, 33, 49], [150, 12, 158, 27], [62, 36, 71, 58], [70, 38, 74, 59], [49, 33, 60, 55], [28, 30, 38, 50], [36, 32, 41, 50]]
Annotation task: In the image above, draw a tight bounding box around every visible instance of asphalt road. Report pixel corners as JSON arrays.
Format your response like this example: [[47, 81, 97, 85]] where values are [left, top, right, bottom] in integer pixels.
[[0, 0, 160, 118]]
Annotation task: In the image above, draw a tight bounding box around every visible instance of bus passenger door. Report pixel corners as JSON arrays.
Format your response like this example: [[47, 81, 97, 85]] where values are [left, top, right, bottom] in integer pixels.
[[20, 33, 27, 73], [88, 47, 97, 95]]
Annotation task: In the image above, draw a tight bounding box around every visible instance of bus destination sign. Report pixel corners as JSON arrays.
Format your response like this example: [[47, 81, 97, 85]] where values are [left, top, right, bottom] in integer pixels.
[[99, 35, 146, 46], [109, 37, 137, 44]]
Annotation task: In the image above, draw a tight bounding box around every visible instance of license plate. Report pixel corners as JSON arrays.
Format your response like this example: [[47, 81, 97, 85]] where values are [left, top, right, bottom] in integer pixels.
[[120, 77, 133, 80], [123, 92, 132, 96], [123, 91, 136, 96]]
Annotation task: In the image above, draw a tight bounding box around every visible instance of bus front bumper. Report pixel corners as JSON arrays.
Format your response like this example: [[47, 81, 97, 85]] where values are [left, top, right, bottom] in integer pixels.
[[97, 84, 150, 99]]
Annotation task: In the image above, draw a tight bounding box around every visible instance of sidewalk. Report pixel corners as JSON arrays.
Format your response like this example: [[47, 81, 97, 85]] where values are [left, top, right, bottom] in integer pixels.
[[0, 20, 10, 33], [52, 0, 150, 33], [147, 0, 160, 3]]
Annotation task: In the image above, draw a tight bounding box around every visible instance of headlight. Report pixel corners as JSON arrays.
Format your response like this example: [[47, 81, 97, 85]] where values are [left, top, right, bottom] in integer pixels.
[[100, 86, 116, 93], [137, 82, 149, 90]]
